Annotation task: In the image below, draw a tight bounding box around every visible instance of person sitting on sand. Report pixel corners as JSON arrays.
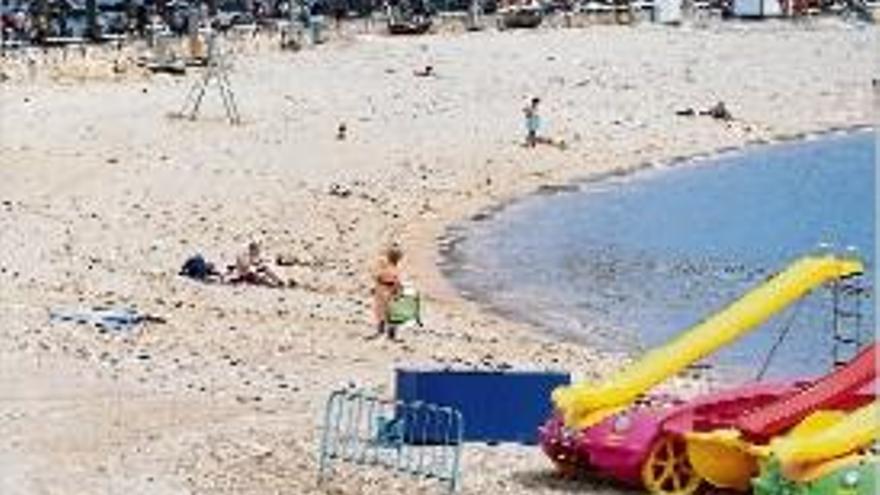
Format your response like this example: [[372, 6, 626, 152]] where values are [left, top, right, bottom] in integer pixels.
[[703, 100, 732, 121], [523, 97, 541, 148], [676, 101, 733, 121], [372, 244, 404, 337], [228, 241, 286, 288]]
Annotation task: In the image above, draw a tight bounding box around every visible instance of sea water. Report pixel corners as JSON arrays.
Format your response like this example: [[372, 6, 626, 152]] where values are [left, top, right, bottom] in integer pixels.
[[444, 131, 876, 380]]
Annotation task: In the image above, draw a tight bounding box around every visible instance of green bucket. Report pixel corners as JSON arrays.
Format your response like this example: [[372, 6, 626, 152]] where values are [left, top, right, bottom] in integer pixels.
[[387, 293, 420, 325]]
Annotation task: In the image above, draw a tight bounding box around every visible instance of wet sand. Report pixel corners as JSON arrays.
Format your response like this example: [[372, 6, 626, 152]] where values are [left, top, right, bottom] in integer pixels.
[[0, 18, 875, 494]]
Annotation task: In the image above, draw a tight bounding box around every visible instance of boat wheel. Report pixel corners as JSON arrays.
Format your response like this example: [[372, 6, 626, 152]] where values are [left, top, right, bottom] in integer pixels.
[[641, 435, 703, 495]]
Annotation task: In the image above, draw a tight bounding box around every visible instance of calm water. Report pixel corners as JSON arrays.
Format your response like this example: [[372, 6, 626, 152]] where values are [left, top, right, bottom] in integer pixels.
[[444, 131, 876, 380]]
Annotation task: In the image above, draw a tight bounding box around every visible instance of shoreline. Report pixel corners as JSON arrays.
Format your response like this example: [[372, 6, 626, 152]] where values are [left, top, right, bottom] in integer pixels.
[[409, 124, 875, 336], [397, 123, 875, 419]]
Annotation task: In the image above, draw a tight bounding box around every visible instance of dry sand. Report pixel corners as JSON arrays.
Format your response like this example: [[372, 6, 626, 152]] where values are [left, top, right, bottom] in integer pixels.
[[0, 17, 875, 495]]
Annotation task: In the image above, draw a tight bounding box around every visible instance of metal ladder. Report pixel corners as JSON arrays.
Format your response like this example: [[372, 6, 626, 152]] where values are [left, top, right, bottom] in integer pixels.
[[180, 31, 241, 125], [830, 278, 869, 368]]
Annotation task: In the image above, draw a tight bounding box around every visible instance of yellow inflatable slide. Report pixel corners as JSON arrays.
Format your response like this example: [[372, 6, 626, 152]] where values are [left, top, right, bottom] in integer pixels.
[[772, 402, 880, 467], [553, 253, 864, 429]]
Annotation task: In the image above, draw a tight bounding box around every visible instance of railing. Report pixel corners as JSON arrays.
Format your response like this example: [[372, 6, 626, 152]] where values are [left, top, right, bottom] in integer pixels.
[[318, 388, 464, 493], [830, 278, 870, 367]]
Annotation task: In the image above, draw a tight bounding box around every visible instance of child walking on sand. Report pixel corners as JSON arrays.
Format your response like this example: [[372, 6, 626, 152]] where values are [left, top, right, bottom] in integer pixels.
[[523, 97, 541, 147]]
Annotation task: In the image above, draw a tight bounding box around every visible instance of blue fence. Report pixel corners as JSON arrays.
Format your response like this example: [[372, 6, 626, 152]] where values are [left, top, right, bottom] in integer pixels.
[[318, 388, 465, 493]]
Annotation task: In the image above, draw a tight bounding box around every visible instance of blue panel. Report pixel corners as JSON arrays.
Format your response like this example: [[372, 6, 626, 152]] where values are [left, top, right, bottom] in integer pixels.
[[394, 369, 570, 445]]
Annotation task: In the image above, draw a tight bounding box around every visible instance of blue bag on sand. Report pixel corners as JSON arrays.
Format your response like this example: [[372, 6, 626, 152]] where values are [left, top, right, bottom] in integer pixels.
[[180, 254, 210, 280]]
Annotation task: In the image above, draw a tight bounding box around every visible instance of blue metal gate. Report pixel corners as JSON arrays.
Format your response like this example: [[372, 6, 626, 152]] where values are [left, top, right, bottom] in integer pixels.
[[318, 389, 464, 493]]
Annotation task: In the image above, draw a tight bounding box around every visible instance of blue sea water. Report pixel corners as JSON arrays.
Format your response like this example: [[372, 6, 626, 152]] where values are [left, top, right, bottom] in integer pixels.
[[444, 131, 876, 380]]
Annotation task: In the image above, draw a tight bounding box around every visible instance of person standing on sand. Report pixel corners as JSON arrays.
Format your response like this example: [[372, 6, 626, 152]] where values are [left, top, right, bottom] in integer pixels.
[[372, 244, 404, 337], [523, 97, 541, 148]]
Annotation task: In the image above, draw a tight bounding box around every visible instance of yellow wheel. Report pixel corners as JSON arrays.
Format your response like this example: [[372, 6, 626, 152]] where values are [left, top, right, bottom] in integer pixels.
[[641, 435, 703, 495]]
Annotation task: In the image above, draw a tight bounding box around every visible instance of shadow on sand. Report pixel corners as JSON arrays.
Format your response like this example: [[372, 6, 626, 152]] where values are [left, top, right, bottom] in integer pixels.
[[511, 468, 643, 494]]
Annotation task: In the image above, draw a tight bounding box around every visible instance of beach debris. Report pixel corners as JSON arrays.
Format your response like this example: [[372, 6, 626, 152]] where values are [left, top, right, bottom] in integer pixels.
[[275, 253, 314, 267], [336, 122, 347, 141], [413, 65, 434, 77], [328, 183, 352, 198], [536, 183, 580, 195], [50, 307, 166, 332], [145, 58, 187, 76]]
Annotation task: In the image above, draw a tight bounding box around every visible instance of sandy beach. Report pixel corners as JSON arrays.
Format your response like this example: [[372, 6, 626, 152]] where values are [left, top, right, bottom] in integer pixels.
[[0, 17, 875, 494]]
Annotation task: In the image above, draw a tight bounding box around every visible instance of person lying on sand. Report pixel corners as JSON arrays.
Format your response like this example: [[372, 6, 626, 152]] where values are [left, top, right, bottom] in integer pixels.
[[227, 241, 287, 288], [676, 101, 733, 121]]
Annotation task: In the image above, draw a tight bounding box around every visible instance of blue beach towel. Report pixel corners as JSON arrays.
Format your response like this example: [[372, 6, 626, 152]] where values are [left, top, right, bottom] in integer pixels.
[[50, 307, 164, 332]]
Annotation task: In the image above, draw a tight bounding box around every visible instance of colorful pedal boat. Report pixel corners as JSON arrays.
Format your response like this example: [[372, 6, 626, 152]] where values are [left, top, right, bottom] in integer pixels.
[[540, 378, 874, 495]]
